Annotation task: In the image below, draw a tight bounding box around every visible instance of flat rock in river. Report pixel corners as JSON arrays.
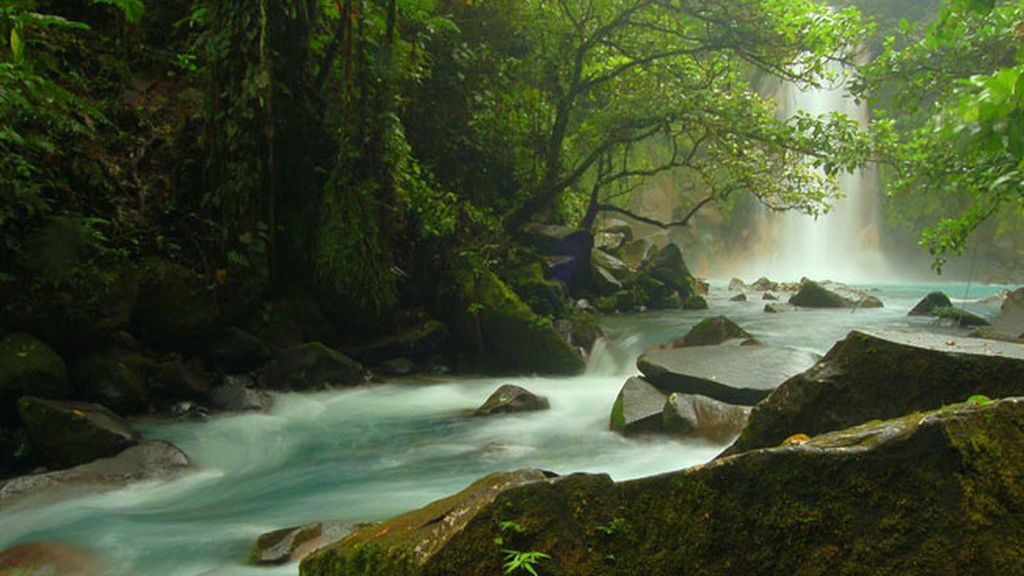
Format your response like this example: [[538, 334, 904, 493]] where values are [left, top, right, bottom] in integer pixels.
[[637, 345, 819, 405], [725, 329, 1024, 456], [0, 441, 191, 507], [789, 280, 883, 309], [609, 377, 667, 435]]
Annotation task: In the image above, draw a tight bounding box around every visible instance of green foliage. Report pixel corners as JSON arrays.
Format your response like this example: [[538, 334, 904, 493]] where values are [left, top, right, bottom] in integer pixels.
[[92, 0, 145, 24], [502, 549, 551, 576], [861, 0, 1023, 270], [968, 394, 995, 406]]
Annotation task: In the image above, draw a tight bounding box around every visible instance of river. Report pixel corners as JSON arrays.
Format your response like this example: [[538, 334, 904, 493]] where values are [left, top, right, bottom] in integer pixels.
[[0, 281, 1009, 575]]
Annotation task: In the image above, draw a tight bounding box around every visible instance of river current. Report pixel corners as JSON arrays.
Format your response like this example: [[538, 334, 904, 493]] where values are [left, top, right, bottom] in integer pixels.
[[0, 282, 1009, 575]]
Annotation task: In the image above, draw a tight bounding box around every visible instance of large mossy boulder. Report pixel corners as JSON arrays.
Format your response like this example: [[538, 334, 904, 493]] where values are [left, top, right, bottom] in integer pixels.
[[908, 291, 952, 316], [260, 343, 367, 391], [17, 397, 138, 468], [789, 280, 883, 309], [637, 345, 819, 406], [609, 377, 667, 435], [454, 271, 584, 375], [0, 334, 68, 420], [249, 292, 338, 350], [131, 259, 219, 351], [301, 398, 1024, 576], [670, 316, 751, 348], [725, 330, 1024, 456], [301, 469, 550, 576], [639, 243, 695, 300], [0, 440, 190, 507], [71, 351, 154, 415], [474, 384, 549, 417]]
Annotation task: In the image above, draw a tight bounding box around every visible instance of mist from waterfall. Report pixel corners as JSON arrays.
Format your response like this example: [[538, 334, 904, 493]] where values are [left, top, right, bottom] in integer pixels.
[[735, 66, 889, 284]]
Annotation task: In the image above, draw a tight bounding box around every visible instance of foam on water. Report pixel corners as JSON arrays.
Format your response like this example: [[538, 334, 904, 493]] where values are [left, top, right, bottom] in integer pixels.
[[0, 282, 1010, 575]]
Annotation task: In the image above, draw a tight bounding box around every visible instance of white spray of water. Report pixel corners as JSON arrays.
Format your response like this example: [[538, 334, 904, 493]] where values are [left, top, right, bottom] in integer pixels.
[[741, 66, 888, 283]]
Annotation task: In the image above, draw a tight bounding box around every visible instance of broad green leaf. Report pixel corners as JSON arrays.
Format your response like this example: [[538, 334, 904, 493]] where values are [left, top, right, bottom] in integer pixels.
[[10, 27, 23, 64]]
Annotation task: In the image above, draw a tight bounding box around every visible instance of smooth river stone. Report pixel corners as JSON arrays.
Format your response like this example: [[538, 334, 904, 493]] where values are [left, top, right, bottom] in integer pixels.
[[637, 345, 820, 405]]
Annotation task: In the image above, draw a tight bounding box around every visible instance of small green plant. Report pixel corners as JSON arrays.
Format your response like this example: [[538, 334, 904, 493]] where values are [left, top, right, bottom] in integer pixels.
[[495, 520, 549, 575], [501, 549, 550, 576], [594, 517, 626, 536], [967, 394, 994, 406]]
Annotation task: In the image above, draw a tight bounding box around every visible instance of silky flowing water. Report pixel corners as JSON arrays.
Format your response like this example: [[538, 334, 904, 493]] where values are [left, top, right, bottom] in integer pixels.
[[0, 282, 1009, 575]]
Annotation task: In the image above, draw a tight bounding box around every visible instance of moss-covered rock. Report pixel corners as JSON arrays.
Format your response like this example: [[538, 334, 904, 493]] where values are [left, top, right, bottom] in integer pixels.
[[252, 522, 368, 566], [260, 343, 368, 391], [789, 280, 883, 309], [935, 306, 991, 327], [908, 291, 952, 316], [249, 292, 338, 350], [17, 396, 138, 468], [670, 317, 753, 348], [72, 351, 154, 415], [301, 398, 1024, 576], [725, 330, 1024, 456], [131, 258, 219, 351], [0, 334, 69, 420], [453, 270, 584, 375], [474, 384, 549, 417], [300, 469, 550, 576], [639, 243, 695, 300]]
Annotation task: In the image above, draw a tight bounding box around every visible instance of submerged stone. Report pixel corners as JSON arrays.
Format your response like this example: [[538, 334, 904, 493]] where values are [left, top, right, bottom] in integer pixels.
[[789, 280, 883, 309], [725, 330, 1024, 455], [301, 398, 1024, 576], [474, 384, 549, 417], [0, 542, 104, 576], [637, 345, 819, 405], [935, 306, 991, 327]]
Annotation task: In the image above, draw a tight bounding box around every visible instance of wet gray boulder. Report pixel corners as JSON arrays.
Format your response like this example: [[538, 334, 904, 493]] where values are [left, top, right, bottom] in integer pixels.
[[474, 384, 550, 417], [251, 522, 369, 565], [610, 378, 668, 435], [789, 280, 883, 309], [750, 277, 778, 292], [670, 316, 751, 348], [908, 291, 953, 316], [0, 334, 68, 420], [992, 287, 1024, 337], [725, 330, 1024, 456], [935, 306, 991, 327], [260, 342, 368, 391], [728, 278, 746, 291], [638, 345, 819, 406], [18, 397, 138, 468], [210, 376, 272, 412], [0, 440, 190, 507], [302, 399, 1024, 576], [662, 393, 751, 442]]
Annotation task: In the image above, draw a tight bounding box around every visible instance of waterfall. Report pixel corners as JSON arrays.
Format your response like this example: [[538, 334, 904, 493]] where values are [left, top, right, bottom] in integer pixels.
[[741, 65, 888, 284]]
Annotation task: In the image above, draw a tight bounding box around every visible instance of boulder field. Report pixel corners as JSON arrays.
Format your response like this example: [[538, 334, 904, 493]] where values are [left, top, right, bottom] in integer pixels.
[[300, 398, 1024, 576]]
